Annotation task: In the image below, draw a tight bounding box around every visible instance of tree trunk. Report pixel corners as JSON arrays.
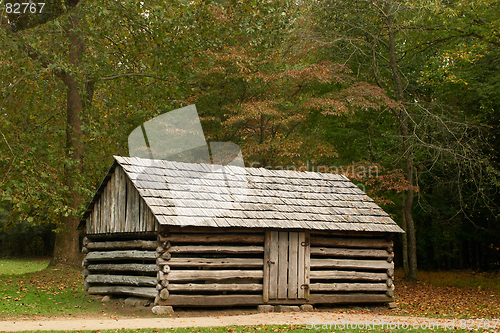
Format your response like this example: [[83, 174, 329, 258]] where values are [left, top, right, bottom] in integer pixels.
[[400, 197, 409, 277], [386, 1, 418, 281], [50, 6, 85, 268]]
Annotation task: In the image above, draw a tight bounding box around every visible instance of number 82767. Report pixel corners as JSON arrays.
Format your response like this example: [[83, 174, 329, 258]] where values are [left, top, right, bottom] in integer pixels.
[[5, 2, 45, 14]]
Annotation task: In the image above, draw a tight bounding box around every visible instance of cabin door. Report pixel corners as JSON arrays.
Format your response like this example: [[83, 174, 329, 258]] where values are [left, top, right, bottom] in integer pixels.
[[263, 231, 310, 302]]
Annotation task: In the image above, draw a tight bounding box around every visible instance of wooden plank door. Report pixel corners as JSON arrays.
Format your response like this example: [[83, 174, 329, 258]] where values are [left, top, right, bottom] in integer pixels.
[[263, 231, 310, 302]]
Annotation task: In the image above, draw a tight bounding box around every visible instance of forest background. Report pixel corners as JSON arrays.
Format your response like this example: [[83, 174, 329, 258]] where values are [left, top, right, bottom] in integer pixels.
[[0, 0, 499, 281]]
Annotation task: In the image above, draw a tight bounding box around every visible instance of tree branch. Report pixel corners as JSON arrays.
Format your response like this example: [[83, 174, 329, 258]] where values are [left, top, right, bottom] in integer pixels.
[[99, 73, 167, 81]]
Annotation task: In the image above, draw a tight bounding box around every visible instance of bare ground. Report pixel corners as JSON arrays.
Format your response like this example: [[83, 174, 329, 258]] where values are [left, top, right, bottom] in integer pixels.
[[0, 309, 468, 332]]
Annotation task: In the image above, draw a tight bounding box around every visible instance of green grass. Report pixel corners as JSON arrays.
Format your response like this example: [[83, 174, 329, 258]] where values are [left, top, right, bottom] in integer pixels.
[[418, 270, 500, 292], [0, 263, 102, 318], [0, 257, 50, 275], [10, 325, 499, 333]]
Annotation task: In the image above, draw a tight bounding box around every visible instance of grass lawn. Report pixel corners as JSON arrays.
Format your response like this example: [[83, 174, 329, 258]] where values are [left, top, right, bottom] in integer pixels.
[[0, 257, 50, 275], [0, 258, 103, 318], [9, 325, 499, 333]]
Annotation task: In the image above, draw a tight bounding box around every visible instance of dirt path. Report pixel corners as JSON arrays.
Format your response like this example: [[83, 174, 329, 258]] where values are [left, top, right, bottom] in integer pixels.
[[1, 311, 462, 332]]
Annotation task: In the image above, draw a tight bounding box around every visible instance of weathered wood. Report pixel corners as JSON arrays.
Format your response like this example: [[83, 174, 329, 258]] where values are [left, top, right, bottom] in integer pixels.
[[162, 265, 170, 273], [118, 167, 127, 232], [310, 258, 393, 270], [156, 284, 163, 291], [85, 250, 156, 261], [309, 283, 389, 292], [86, 263, 158, 272], [310, 247, 394, 258], [85, 274, 157, 286], [165, 226, 265, 234], [386, 278, 393, 287], [125, 177, 135, 232], [310, 237, 392, 249], [278, 231, 288, 299], [166, 258, 263, 268], [310, 270, 388, 281], [297, 232, 306, 299], [87, 286, 158, 298], [156, 242, 170, 253], [304, 232, 310, 302], [82, 268, 90, 277], [386, 267, 394, 278], [168, 245, 264, 254], [158, 252, 171, 260], [269, 231, 278, 299], [167, 283, 263, 292], [386, 286, 395, 297], [86, 240, 157, 250], [83, 237, 90, 246], [163, 234, 265, 244], [263, 231, 271, 303], [157, 271, 166, 281], [82, 247, 89, 255], [166, 270, 263, 282], [159, 295, 263, 307], [156, 258, 170, 266], [288, 232, 298, 299], [111, 166, 117, 233], [159, 288, 169, 300], [158, 234, 169, 243], [84, 280, 90, 291], [309, 293, 393, 304]]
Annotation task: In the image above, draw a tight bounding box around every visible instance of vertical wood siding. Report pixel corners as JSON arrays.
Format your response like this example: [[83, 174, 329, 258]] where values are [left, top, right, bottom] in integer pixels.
[[86, 166, 157, 234]]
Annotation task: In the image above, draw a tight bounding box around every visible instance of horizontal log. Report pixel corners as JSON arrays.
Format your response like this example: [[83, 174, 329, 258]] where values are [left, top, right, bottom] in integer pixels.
[[87, 263, 158, 272], [160, 288, 169, 300], [167, 283, 263, 292], [169, 245, 264, 254], [164, 234, 264, 244], [309, 293, 393, 304], [310, 270, 388, 281], [87, 240, 157, 250], [157, 252, 171, 260], [85, 250, 156, 261], [87, 286, 158, 298], [310, 258, 394, 270], [156, 258, 170, 266], [310, 247, 393, 258], [159, 295, 263, 307], [167, 258, 263, 268], [166, 270, 263, 282], [85, 274, 157, 286], [310, 237, 392, 249], [309, 283, 389, 292]]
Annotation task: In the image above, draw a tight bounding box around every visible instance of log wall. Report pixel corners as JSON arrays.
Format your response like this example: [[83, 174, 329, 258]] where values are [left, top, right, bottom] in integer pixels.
[[308, 232, 394, 304], [86, 166, 157, 234], [82, 235, 159, 299], [156, 227, 266, 307]]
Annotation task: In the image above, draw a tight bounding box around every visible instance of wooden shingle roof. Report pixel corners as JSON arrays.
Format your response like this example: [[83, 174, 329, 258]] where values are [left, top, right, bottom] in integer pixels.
[[83, 156, 403, 233]]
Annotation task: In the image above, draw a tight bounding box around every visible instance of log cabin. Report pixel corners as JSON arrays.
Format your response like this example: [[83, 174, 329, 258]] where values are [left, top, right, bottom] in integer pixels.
[[79, 156, 404, 309]]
